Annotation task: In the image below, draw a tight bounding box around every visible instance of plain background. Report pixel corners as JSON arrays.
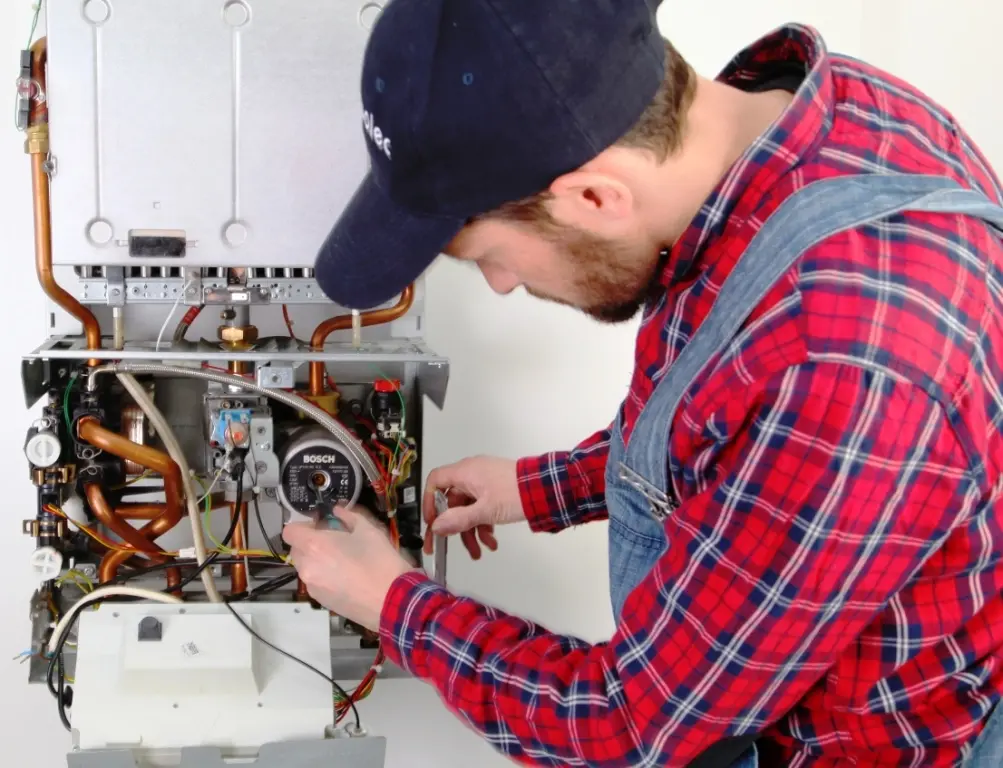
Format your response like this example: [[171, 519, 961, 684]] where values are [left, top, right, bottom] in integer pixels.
[[1, 1, 1001, 765]]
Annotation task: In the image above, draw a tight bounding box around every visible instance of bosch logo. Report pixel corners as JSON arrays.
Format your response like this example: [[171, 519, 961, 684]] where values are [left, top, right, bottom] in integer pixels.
[[303, 454, 340, 464]]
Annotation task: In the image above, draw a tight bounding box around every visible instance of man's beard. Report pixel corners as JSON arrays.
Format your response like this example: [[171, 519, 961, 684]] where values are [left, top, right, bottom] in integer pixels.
[[526, 228, 667, 324]]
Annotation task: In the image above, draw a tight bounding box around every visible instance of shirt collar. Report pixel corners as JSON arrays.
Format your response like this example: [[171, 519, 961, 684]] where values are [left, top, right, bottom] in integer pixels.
[[659, 23, 836, 289]]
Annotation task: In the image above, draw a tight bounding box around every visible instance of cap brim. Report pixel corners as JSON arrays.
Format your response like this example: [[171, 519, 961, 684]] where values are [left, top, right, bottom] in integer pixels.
[[314, 173, 464, 309]]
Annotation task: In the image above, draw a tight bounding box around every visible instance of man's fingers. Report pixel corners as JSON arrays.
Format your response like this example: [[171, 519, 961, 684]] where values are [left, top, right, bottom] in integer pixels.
[[461, 529, 481, 560], [423, 526, 434, 556], [477, 525, 498, 551]]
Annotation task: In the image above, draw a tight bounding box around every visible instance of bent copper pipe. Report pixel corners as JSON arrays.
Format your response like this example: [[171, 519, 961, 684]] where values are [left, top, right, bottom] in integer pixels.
[[78, 418, 184, 536], [28, 39, 101, 356], [308, 284, 414, 395], [229, 502, 248, 594], [97, 548, 183, 591], [85, 484, 169, 559], [78, 418, 185, 587], [116, 503, 168, 520]]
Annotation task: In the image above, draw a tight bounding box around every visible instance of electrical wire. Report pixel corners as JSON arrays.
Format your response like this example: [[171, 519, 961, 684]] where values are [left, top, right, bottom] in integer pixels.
[[111, 556, 286, 585], [27, 1, 42, 48], [46, 587, 184, 657], [155, 278, 194, 351], [115, 372, 222, 602]]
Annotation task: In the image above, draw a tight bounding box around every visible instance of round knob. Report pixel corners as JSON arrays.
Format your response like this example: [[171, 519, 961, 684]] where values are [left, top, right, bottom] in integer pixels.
[[30, 547, 63, 583], [86, 218, 113, 245], [223, 0, 251, 27], [223, 220, 248, 247], [83, 0, 112, 25], [359, 2, 383, 30]]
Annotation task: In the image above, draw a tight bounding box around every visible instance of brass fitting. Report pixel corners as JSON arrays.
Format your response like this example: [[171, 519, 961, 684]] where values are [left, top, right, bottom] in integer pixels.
[[218, 325, 259, 345], [302, 390, 340, 417], [24, 123, 49, 156]]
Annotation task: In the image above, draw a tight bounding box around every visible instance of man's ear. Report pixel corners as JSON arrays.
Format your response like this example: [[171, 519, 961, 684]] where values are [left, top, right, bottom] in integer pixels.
[[547, 171, 634, 232]]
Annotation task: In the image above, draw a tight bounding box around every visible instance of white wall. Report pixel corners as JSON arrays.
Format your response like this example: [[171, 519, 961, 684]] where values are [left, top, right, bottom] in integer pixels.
[[1, 2, 1000, 765]]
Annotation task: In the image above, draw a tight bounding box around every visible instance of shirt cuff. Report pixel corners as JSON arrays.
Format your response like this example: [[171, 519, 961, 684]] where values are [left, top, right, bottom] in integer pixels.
[[517, 453, 579, 534], [378, 569, 449, 674]]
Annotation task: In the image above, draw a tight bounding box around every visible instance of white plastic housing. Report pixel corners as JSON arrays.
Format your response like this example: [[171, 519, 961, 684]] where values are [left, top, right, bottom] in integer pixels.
[[71, 603, 336, 753]]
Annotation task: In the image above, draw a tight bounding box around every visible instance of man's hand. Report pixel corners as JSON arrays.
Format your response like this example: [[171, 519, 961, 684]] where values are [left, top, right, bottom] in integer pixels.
[[422, 456, 525, 560], [282, 506, 416, 632]]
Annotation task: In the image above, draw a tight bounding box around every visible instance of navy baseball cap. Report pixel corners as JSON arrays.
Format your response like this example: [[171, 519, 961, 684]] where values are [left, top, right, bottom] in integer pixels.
[[314, 0, 667, 309]]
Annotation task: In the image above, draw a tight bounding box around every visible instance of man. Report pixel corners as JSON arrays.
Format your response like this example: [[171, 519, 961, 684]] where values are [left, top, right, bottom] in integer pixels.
[[283, 1, 1003, 765]]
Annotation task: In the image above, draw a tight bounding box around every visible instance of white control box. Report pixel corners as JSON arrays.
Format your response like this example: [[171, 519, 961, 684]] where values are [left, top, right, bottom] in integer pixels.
[[72, 603, 337, 754]]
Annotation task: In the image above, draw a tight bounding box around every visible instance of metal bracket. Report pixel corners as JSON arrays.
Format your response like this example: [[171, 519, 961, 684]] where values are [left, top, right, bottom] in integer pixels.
[[204, 286, 271, 305], [105, 267, 126, 307], [15, 50, 31, 131], [256, 365, 295, 389], [183, 268, 203, 306]]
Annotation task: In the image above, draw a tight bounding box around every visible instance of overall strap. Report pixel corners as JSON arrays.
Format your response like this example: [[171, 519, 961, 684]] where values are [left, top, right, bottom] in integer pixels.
[[624, 173, 1003, 489]]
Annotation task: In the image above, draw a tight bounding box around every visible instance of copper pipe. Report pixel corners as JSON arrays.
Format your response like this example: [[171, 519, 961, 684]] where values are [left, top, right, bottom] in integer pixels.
[[100, 550, 139, 583], [116, 503, 168, 520], [308, 284, 414, 395], [229, 502, 248, 594], [85, 484, 169, 559], [165, 567, 182, 593], [78, 418, 185, 589], [78, 418, 184, 535], [96, 548, 182, 591], [27, 39, 102, 356], [229, 360, 247, 375]]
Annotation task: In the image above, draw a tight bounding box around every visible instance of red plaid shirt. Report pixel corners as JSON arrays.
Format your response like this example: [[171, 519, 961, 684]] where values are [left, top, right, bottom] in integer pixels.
[[379, 24, 1003, 766]]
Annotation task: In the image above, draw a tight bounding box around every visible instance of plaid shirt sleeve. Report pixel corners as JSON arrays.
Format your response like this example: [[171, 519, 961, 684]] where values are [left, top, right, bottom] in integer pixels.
[[379, 362, 978, 766], [515, 425, 612, 533]]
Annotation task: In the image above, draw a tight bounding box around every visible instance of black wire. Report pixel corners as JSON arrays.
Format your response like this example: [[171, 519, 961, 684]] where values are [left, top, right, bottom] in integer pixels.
[[112, 556, 276, 583], [56, 655, 71, 731], [252, 493, 283, 560], [225, 571, 298, 602], [220, 598, 361, 728]]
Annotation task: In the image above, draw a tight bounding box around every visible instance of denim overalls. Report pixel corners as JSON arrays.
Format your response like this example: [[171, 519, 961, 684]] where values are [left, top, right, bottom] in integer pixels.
[[603, 173, 1003, 766]]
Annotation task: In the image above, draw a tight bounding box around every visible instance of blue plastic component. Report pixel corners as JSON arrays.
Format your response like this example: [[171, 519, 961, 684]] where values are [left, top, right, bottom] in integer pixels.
[[210, 409, 253, 448]]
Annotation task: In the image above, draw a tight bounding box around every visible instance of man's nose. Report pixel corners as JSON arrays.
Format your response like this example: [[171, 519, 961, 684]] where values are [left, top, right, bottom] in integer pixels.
[[479, 264, 519, 295]]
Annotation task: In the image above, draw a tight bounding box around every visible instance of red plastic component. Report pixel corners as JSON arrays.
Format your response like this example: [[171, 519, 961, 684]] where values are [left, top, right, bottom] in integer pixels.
[[373, 378, 401, 393]]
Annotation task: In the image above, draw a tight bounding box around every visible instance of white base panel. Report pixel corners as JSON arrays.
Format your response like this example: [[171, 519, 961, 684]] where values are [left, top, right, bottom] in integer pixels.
[[72, 603, 336, 754]]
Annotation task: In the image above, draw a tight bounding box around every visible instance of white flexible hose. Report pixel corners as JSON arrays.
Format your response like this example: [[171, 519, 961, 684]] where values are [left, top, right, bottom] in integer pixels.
[[116, 373, 223, 603], [88, 363, 389, 509], [46, 586, 184, 656]]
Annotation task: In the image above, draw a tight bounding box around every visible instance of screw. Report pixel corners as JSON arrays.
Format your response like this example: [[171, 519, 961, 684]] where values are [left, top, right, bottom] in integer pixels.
[[255, 426, 266, 436], [259, 442, 271, 452], [110, 287, 121, 296], [255, 462, 267, 474], [131, 286, 141, 295], [265, 488, 277, 499], [78, 564, 96, 578]]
